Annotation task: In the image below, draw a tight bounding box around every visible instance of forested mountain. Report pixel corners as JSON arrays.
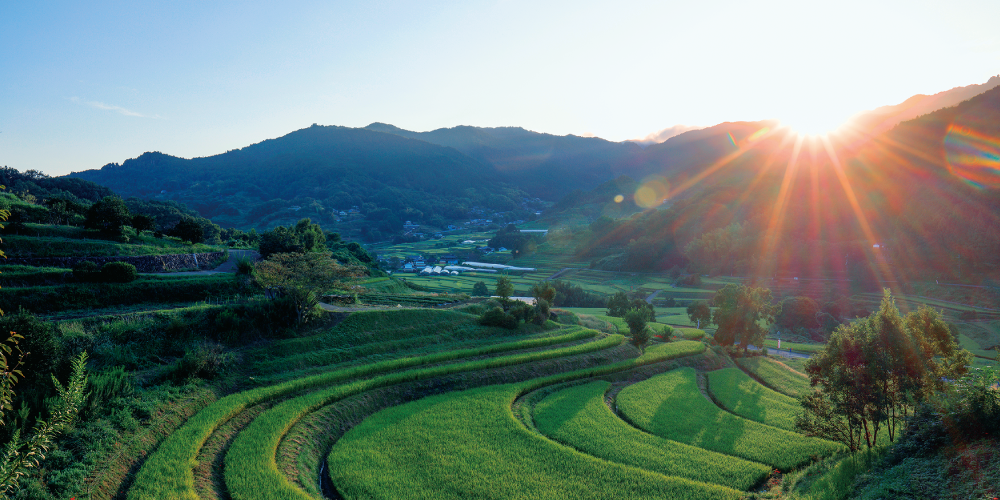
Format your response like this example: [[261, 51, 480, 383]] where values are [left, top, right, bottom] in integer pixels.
[[562, 85, 1000, 284], [70, 125, 532, 236], [364, 122, 643, 198]]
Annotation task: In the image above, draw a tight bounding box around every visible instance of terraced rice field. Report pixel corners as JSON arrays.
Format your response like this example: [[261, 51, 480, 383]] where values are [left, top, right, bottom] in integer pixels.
[[115, 306, 856, 500], [707, 367, 803, 431], [736, 356, 812, 398], [617, 368, 844, 470]]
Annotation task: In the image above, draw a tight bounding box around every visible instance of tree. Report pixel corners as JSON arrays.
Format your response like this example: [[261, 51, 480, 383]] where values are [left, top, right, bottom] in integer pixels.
[[85, 196, 132, 234], [624, 307, 651, 350], [168, 218, 205, 243], [471, 281, 489, 297], [495, 276, 514, 307], [686, 300, 711, 329], [530, 281, 557, 325], [795, 290, 971, 450], [253, 252, 365, 325], [259, 219, 327, 258], [131, 214, 156, 232], [776, 296, 821, 329], [606, 292, 630, 317], [711, 284, 779, 353]]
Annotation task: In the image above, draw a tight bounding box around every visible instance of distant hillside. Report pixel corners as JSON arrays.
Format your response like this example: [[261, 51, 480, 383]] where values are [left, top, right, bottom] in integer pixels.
[[846, 75, 1000, 136], [70, 125, 531, 238], [364, 123, 643, 199]]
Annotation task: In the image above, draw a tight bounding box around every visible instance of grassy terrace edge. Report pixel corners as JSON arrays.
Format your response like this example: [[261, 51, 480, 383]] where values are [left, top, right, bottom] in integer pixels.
[[224, 333, 627, 500], [325, 341, 714, 500], [534, 380, 771, 490], [126, 327, 600, 500]]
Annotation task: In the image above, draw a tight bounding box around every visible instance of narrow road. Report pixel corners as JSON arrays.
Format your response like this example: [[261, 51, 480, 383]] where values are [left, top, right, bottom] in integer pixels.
[[746, 345, 811, 359], [645, 289, 661, 304]]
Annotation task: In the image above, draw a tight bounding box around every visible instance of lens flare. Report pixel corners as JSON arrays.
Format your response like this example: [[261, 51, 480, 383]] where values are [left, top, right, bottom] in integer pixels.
[[635, 177, 670, 208], [613, 194, 624, 203], [944, 124, 1000, 189]]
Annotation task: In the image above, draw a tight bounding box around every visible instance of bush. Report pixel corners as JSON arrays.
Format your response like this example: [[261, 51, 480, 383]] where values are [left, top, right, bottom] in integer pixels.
[[471, 281, 489, 297], [170, 343, 234, 382], [101, 261, 138, 283], [235, 256, 255, 275], [479, 306, 519, 329], [73, 260, 101, 282]]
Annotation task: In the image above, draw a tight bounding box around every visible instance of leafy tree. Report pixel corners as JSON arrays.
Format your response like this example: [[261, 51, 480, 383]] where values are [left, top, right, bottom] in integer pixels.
[[606, 292, 630, 317], [471, 281, 489, 297], [253, 252, 364, 325], [796, 290, 971, 450], [624, 307, 651, 350], [168, 218, 205, 243], [711, 284, 779, 353], [85, 196, 132, 234], [686, 300, 711, 329], [776, 296, 821, 329], [495, 276, 514, 307], [259, 219, 327, 258], [530, 281, 556, 325], [131, 214, 156, 232]]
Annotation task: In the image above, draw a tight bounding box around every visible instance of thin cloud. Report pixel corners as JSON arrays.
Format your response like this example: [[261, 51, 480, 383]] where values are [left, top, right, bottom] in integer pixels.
[[70, 97, 160, 118], [628, 124, 704, 147]]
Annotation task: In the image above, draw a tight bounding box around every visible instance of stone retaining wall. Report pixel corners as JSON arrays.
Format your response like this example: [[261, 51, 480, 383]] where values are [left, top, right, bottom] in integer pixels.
[[2, 252, 227, 273]]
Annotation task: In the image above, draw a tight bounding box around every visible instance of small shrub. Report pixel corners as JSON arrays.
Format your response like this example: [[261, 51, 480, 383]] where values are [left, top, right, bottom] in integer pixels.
[[73, 260, 101, 282], [471, 281, 489, 296], [235, 256, 255, 275], [101, 261, 138, 283], [171, 343, 234, 382]]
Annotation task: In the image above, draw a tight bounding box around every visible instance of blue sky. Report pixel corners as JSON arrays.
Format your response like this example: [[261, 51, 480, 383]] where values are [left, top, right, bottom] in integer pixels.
[[2, 0, 998, 176]]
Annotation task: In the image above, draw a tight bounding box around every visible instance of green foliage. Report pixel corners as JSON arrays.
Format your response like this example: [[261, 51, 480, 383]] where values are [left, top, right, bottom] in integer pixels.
[[72, 261, 100, 282], [687, 300, 712, 328], [798, 290, 972, 450], [617, 367, 844, 470], [624, 307, 651, 349], [0, 275, 246, 313], [494, 276, 514, 302], [735, 356, 811, 398], [169, 343, 235, 383], [0, 352, 88, 496], [258, 219, 327, 258], [535, 380, 771, 490], [86, 366, 135, 417], [85, 196, 132, 234], [712, 284, 779, 351], [548, 279, 605, 307], [253, 251, 364, 325], [130, 331, 619, 500], [167, 217, 205, 243], [471, 280, 489, 296], [101, 261, 138, 283], [606, 291, 630, 317], [707, 367, 803, 431], [776, 296, 821, 329], [479, 306, 519, 329]]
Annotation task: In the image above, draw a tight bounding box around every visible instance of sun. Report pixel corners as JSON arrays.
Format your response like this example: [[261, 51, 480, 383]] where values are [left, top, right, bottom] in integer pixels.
[[779, 112, 849, 138]]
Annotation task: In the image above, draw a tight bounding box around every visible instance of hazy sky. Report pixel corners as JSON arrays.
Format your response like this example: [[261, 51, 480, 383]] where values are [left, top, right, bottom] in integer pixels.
[[2, 0, 998, 176]]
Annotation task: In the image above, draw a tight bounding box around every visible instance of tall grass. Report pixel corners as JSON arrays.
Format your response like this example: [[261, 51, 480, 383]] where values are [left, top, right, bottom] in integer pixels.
[[797, 448, 888, 500], [617, 368, 844, 471], [534, 380, 770, 490], [707, 367, 803, 431], [127, 329, 608, 500]]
